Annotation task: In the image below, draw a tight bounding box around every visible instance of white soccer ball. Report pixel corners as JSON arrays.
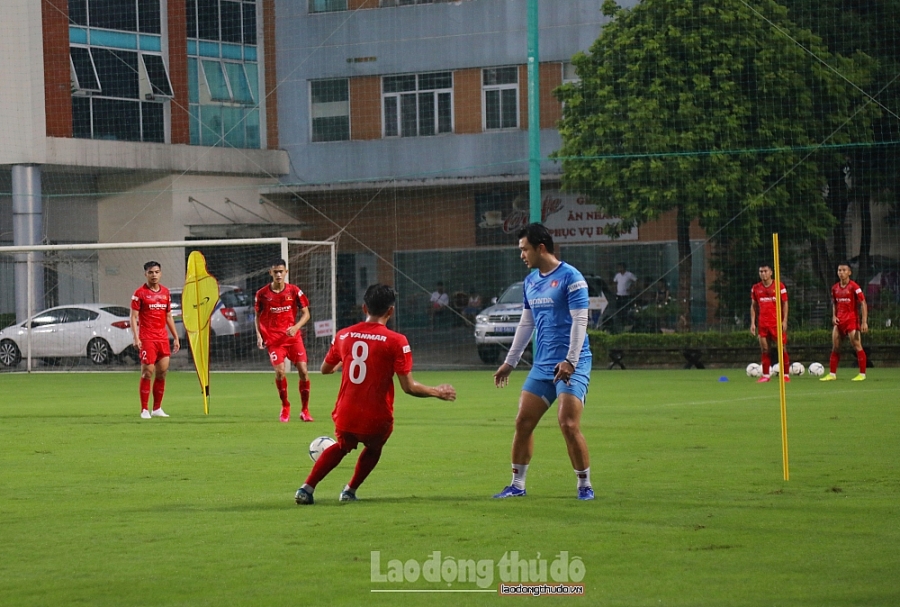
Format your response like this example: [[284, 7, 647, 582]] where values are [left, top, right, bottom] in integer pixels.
[[808, 362, 825, 377], [790, 362, 805, 376], [770, 363, 780, 376], [309, 436, 337, 462], [746, 363, 762, 378]]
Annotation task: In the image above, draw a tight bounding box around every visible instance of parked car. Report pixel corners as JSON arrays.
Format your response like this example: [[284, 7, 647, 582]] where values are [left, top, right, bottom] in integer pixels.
[[474, 276, 611, 364], [169, 285, 256, 355], [0, 304, 136, 367]]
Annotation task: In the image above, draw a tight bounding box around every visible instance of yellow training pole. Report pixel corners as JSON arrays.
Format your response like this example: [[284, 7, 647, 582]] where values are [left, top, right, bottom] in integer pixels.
[[772, 234, 789, 481]]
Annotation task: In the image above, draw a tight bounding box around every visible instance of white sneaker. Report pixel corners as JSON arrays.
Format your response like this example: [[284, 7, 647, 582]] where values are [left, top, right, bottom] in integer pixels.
[[150, 408, 169, 418], [141, 409, 151, 419]]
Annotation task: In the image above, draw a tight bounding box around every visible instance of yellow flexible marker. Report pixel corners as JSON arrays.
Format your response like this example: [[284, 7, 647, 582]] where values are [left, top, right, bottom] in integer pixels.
[[772, 234, 789, 481], [183, 251, 219, 415]]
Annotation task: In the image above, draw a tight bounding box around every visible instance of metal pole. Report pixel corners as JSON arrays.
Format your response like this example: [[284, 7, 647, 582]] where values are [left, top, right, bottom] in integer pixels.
[[527, 0, 541, 224]]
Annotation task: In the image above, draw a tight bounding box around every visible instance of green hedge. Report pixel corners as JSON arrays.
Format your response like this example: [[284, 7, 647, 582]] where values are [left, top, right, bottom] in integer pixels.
[[588, 329, 900, 366]]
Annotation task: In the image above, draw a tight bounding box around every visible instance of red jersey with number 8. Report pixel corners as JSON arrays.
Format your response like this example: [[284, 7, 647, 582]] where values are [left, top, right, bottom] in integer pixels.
[[324, 321, 413, 435]]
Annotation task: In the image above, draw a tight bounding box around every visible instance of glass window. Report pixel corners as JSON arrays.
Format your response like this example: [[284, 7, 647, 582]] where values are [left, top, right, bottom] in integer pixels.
[[483, 67, 518, 130], [89, 0, 137, 32], [224, 63, 253, 103], [70, 0, 88, 25], [309, 0, 347, 13], [141, 101, 165, 142], [187, 58, 200, 104], [202, 60, 231, 102], [310, 79, 350, 142], [64, 308, 97, 323], [187, 0, 198, 38], [222, 106, 246, 148], [92, 98, 142, 141], [242, 2, 257, 45], [142, 54, 173, 97], [93, 49, 140, 99], [220, 1, 243, 43], [137, 0, 161, 34], [70, 47, 101, 92], [100, 306, 131, 317], [197, 0, 220, 40], [562, 61, 579, 83], [31, 311, 65, 328], [245, 108, 260, 149], [244, 62, 259, 103], [383, 71, 452, 137], [73, 97, 92, 138], [200, 104, 223, 146]]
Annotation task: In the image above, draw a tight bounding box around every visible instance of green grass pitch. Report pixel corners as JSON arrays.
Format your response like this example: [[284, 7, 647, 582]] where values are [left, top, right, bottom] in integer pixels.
[[1, 369, 898, 606]]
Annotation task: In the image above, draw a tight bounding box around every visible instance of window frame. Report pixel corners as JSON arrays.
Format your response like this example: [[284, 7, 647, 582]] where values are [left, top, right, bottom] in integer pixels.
[[382, 71, 453, 138], [482, 66, 519, 131], [309, 78, 351, 142], [308, 0, 347, 13]]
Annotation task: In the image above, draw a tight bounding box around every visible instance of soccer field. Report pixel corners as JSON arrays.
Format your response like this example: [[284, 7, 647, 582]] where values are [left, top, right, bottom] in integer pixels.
[[1, 369, 898, 606]]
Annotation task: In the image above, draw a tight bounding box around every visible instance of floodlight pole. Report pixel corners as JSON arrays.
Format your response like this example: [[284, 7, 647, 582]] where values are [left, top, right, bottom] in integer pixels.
[[527, 0, 541, 224]]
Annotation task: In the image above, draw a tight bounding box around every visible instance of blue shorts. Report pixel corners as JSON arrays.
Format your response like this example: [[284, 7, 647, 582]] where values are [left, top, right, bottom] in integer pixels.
[[522, 368, 590, 407]]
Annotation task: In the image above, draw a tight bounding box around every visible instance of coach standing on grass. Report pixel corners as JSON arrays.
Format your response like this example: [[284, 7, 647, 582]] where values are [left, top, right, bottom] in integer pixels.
[[131, 261, 180, 419], [492, 223, 594, 501]]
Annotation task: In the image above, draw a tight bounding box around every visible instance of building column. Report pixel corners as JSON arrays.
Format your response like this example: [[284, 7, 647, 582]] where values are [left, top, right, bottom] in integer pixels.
[[12, 164, 45, 322]]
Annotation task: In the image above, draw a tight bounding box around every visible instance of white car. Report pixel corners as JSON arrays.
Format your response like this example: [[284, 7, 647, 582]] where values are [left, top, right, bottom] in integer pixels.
[[474, 277, 610, 364], [0, 304, 136, 367]]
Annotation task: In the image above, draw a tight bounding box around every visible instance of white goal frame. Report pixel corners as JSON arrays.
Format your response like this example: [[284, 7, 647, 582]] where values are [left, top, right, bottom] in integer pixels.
[[0, 237, 336, 372]]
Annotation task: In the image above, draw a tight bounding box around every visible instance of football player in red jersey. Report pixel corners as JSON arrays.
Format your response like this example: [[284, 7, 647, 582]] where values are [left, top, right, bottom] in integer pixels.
[[821, 262, 868, 381], [749, 264, 791, 383], [255, 259, 313, 422], [130, 261, 180, 419], [294, 284, 456, 505]]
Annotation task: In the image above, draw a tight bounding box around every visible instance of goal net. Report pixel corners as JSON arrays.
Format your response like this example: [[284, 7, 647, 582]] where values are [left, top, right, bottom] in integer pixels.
[[0, 238, 335, 373]]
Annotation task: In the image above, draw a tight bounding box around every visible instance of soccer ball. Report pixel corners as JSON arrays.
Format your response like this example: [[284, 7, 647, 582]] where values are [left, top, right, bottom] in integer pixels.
[[808, 362, 825, 377], [746, 363, 762, 378], [790, 362, 805, 376], [309, 436, 337, 462], [770, 363, 780, 376]]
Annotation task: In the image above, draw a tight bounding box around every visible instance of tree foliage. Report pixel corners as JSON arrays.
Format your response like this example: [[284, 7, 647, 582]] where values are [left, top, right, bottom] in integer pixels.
[[555, 0, 878, 327]]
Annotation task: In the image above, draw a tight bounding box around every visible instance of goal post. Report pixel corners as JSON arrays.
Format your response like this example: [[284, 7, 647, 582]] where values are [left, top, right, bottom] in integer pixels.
[[0, 238, 335, 373]]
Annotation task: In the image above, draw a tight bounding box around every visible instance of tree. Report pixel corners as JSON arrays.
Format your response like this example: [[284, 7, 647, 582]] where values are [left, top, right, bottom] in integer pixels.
[[555, 0, 877, 328], [784, 0, 900, 288]]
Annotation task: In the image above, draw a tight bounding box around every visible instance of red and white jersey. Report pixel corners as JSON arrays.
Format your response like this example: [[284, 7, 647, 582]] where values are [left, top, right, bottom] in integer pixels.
[[832, 280, 865, 322], [131, 284, 172, 342], [751, 281, 787, 328], [255, 283, 309, 344], [324, 321, 413, 435]]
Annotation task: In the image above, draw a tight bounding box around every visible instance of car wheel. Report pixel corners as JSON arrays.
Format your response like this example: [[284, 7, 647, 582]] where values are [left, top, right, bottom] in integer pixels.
[[477, 345, 500, 364], [88, 338, 112, 365], [0, 340, 21, 367]]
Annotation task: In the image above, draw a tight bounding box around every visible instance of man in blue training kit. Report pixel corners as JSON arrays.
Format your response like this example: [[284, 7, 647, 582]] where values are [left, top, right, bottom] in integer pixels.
[[492, 223, 594, 500]]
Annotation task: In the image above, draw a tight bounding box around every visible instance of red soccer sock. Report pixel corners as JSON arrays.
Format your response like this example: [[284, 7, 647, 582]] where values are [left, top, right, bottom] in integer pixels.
[[761, 352, 771, 376], [152, 379, 166, 410], [276, 377, 289, 407], [305, 443, 347, 488], [139, 377, 151, 410], [830, 352, 840, 375], [348, 446, 383, 490], [857, 349, 867, 374], [782, 352, 791, 372], [299, 379, 311, 411]]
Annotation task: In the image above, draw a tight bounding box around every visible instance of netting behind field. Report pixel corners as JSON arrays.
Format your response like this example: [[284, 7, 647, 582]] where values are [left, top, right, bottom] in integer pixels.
[[0, 239, 334, 373], [2, 0, 899, 370]]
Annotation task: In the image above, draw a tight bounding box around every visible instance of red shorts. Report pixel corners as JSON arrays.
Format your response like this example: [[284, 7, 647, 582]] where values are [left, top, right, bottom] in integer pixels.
[[758, 325, 787, 344], [836, 317, 860, 336], [335, 427, 393, 452], [267, 337, 307, 367], [139, 340, 171, 365]]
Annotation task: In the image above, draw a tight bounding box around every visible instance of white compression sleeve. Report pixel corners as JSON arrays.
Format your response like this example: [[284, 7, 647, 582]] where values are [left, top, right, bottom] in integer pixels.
[[566, 309, 589, 366], [504, 308, 535, 368]]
